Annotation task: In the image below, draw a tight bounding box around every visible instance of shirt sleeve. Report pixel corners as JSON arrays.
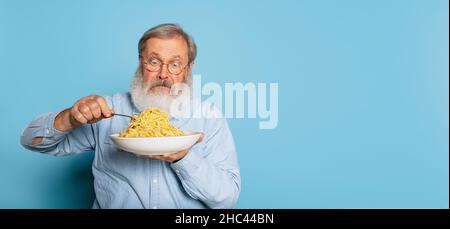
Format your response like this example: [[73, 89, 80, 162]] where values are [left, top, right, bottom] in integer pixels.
[[170, 117, 241, 209], [20, 111, 95, 156]]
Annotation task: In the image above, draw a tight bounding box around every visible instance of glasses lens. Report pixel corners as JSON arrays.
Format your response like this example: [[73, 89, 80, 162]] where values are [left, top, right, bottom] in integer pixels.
[[169, 62, 184, 74], [146, 58, 160, 72]]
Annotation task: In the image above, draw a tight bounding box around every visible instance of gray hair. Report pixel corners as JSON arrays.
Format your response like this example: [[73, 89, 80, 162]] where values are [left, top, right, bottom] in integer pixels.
[[138, 23, 197, 64]]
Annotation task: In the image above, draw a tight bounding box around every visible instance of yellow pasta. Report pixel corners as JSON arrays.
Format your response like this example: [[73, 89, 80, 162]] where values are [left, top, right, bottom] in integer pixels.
[[119, 108, 185, 137]]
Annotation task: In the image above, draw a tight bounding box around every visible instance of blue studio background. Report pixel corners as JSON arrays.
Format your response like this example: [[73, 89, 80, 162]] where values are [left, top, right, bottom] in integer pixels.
[[0, 0, 448, 208]]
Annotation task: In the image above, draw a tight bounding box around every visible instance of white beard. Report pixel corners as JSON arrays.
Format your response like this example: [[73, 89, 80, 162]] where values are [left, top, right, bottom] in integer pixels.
[[130, 68, 191, 117]]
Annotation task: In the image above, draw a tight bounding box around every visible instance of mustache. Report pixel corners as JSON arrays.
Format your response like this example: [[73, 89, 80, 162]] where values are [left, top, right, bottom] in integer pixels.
[[147, 80, 173, 89]]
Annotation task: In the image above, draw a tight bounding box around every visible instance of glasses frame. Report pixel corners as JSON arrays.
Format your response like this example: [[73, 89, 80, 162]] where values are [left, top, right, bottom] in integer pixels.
[[142, 56, 188, 75]]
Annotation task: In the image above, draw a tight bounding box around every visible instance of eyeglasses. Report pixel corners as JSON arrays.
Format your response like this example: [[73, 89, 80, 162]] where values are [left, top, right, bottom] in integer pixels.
[[142, 56, 188, 75]]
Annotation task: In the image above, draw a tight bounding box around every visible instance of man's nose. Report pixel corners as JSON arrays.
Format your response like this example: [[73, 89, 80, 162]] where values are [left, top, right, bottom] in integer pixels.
[[158, 64, 169, 80]]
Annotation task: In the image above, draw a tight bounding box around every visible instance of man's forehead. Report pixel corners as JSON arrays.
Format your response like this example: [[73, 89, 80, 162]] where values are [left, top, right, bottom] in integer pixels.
[[144, 36, 188, 59]]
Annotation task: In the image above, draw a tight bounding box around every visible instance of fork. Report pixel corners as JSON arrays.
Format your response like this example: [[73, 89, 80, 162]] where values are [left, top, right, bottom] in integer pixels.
[[111, 113, 135, 120]]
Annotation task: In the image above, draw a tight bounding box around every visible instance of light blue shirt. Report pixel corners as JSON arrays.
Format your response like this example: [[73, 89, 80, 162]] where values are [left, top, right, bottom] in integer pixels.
[[20, 92, 240, 209]]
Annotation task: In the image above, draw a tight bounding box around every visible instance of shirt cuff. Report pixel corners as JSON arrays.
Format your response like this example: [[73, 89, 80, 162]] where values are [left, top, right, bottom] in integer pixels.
[[40, 111, 69, 143], [170, 148, 204, 179]]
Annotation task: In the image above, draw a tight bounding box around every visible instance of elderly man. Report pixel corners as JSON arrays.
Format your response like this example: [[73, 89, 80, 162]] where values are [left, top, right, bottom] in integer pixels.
[[20, 23, 240, 209]]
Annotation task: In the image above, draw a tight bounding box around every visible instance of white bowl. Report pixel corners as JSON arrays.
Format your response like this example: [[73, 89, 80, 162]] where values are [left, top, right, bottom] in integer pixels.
[[109, 131, 202, 156]]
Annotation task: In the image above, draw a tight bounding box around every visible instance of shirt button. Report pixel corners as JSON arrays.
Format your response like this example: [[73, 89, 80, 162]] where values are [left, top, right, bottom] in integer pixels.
[[153, 179, 157, 183], [45, 129, 50, 134]]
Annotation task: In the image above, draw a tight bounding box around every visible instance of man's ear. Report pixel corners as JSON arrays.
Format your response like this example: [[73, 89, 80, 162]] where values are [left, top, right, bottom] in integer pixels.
[[185, 61, 195, 81], [188, 61, 195, 71], [138, 62, 145, 76]]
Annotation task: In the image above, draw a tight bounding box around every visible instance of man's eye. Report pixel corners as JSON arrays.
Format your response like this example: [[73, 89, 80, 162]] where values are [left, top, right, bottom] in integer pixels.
[[170, 62, 181, 68], [150, 59, 159, 65]]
